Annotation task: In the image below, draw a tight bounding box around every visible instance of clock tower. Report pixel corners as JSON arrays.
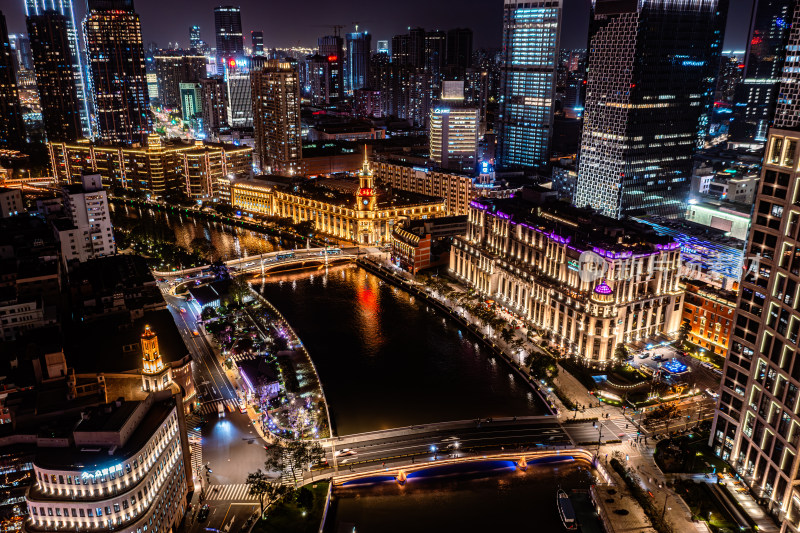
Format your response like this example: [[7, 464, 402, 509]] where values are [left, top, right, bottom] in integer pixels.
[[356, 148, 376, 212]]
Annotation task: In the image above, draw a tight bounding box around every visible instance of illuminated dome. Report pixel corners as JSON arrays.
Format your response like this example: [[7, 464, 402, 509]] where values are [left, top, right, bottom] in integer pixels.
[[591, 281, 614, 303]]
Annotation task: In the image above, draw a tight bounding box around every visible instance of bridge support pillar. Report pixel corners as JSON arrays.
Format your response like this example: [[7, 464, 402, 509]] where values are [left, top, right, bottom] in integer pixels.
[[396, 470, 407, 485]]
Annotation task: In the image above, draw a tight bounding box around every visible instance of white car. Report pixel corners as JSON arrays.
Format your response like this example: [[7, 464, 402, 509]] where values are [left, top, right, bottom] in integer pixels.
[[335, 449, 357, 457], [705, 388, 720, 399]]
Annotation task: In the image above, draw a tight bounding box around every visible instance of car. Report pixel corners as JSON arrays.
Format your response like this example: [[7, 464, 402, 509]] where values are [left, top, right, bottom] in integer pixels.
[[192, 330, 199, 336], [239, 400, 246, 413], [335, 449, 357, 457], [198, 504, 210, 522], [652, 355, 664, 362], [705, 388, 719, 399], [638, 353, 649, 359], [179, 308, 186, 313]]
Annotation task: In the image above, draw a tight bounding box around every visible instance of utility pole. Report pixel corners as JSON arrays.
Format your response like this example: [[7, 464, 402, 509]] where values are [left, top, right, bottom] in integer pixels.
[[661, 493, 669, 522]]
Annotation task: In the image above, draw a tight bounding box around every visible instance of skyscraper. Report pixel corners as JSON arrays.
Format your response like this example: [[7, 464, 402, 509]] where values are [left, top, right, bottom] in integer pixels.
[[710, 6, 800, 525], [26, 10, 83, 141], [214, 5, 244, 65], [377, 40, 389, 55], [430, 80, 479, 173], [345, 31, 371, 94], [317, 35, 343, 102], [446, 28, 473, 69], [190, 25, 202, 49], [0, 10, 26, 148], [574, 0, 727, 219], [226, 60, 252, 128], [154, 53, 207, 109], [496, 0, 561, 169], [251, 30, 264, 56], [84, 0, 151, 146], [25, 0, 91, 137], [200, 77, 227, 137], [729, 0, 794, 144], [251, 60, 302, 175], [424, 30, 446, 80], [8, 34, 33, 71]]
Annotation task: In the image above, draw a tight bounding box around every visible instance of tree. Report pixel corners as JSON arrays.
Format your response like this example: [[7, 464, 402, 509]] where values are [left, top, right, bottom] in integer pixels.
[[246, 469, 284, 516], [296, 486, 314, 511], [229, 276, 251, 305], [265, 440, 325, 487], [201, 306, 217, 320], [294, 220, 316, 239], [501, 328, 515, 344], [677, 319, 692, 348], [614, 343, 629, 362], [526, 352, 559, 381], [189, 236, 215, 261], [265, 443, 297, 486]]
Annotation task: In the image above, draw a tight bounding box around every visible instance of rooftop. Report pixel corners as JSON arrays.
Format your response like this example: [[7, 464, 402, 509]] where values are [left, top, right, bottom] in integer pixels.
[[472, 196, 676, 254]]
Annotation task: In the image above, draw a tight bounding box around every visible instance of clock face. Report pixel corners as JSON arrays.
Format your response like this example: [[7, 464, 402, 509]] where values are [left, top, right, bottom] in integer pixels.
[[362, 199, 369, 206]]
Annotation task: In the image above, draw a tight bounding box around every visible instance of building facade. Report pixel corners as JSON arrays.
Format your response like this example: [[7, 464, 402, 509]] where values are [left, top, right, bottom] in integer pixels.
[[200, 77, 227, 137], [55, 174, 115, 267], [26, 11, 83, 142], [710, 8, 800, 527], [681, 279, 736, 357], [49, 136, 252, 198], [23, 392, 191, 533], [83, 0, 150, 146], [251, 60, 302, 175], [231, 159, 446, 245], [430, 80, 479, 173], [214, 5, 243, 66], [729, 0, 793, 144], [0, 11, 26, 149], [345, 31, 371, 95], [450, 195, 684, 365], [24, 0, 91, 137], [574, 0, 727, 219], [496, 0, 561, 169]]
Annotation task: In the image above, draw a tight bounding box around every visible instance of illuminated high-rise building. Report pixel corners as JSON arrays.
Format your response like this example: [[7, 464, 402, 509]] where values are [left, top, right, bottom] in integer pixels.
[[26, 10, 83, 141], [84, 0, 151, 146], [317, 35, 343, 102], [200, 76, 227, 137], [496, 0, 561, 169], [25, 0, 91, 137], [345, 31, 371, 94], [190, 25, 202, 49], [225, 59, 252, 128], [430, 80, 479, 173], [251, 30, 264, 56], [729, 0, 794, 145], [574, 0, 727, 219], [251, 60, 302, 175], [214, 5, 244, 65], [0, 10, 26, 148], [710, 5, 800, 526], [377, 40, 389, 55]]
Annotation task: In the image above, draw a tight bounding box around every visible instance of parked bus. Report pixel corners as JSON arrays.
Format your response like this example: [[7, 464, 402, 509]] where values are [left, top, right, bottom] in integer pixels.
[[276, 252, 295, 261]]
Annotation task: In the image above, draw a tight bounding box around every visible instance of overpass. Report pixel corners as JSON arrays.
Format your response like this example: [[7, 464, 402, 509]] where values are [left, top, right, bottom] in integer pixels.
[[152, 247, 357, 278]]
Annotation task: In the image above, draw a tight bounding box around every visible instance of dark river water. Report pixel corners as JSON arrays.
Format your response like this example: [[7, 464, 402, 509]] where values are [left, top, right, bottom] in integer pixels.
[[325, 459, 602, 533], [255, 265, 546, 435]]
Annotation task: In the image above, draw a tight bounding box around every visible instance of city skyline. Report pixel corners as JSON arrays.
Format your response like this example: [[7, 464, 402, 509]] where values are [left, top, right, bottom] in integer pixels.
[[4, 0, 754, 52]]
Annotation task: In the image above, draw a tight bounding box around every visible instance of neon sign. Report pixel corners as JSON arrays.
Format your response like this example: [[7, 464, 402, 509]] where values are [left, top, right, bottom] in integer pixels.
[[358, 188, 373, 197]]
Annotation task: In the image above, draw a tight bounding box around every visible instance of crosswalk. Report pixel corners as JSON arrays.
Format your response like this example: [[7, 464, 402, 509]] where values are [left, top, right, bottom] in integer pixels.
[[187, 414, 203, 476], [228, 352, 257, 363], [199, 398, 239, 415], [205, 483, 258, 502]]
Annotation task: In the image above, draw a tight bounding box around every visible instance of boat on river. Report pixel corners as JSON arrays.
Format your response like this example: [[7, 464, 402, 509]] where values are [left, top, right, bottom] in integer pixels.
[[557, 488, 578, 530]]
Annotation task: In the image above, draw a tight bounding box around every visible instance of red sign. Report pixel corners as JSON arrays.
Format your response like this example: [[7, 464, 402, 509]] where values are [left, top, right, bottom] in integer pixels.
[[359, 188, 373, 197]]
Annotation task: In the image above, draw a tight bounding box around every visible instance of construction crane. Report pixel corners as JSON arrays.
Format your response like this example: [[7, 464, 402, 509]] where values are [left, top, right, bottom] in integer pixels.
[[311, 24, 344, 37]]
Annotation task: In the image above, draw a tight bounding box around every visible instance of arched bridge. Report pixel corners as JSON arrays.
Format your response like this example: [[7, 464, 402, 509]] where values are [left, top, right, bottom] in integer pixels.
[[152, 247, 357, 277]]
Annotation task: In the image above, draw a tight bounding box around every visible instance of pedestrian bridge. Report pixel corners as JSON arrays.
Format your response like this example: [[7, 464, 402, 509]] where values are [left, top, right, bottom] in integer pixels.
[[152, 247, 356, 277]]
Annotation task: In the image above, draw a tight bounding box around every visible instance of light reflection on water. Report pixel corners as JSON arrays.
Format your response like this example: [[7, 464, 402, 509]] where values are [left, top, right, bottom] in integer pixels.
[[326, 462, 601, 533], [257, 264, 547, 436]]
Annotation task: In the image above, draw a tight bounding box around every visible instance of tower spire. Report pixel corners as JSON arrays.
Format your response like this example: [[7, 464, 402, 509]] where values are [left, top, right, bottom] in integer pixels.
[[361, 144, 370, 175]]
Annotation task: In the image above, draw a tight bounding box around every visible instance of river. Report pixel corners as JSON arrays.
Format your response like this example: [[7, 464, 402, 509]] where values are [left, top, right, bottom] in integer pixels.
[[325, 459, 603, 532]]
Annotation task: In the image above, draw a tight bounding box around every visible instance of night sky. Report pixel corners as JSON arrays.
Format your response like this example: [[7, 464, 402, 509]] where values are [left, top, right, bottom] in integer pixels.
[[5, 0, 753, 52]]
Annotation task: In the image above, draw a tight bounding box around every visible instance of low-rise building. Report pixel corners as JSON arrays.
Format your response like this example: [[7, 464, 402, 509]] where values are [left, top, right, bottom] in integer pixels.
[[308, 121, 386, 142], [232, 157, 446, 245], [451, 195, 684, 366], [681, 279, 736, 357], [49, 136, 252, 199], [0, 188, 23, 218], [372, 158, 502, 216], [391, 215, 467, 274], [686, 199, 751, 241]]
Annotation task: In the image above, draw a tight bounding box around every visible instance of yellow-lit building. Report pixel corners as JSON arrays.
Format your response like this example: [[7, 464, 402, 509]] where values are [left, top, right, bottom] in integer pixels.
[[231, 156, 446, 245], [49, 134, 252, 199]]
